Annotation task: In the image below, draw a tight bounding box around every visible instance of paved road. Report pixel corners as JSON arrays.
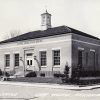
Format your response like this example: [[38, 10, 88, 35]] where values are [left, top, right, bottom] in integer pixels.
[[0, 82, 100, 100]]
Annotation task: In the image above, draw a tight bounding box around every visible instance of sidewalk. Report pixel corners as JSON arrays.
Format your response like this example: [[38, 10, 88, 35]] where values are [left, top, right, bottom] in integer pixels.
[[0, 81, 100, 90]]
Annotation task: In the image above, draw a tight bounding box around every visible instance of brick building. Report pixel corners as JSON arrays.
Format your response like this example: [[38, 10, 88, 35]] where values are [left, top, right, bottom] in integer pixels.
[[0, 10, 100, 78]]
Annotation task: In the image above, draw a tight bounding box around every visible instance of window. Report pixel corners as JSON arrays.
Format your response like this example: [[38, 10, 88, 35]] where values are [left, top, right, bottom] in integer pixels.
[[5, 54, 10, 67], [42, 16, 45, 24], [27, 60, 33, 66], [40, 51, 47, 66], [93, 52, 96, 69], [27, 60, 30, 65], [96, 53, 98, 67], [86, 52, 88, 66], [43, 16, 45, 19], [30, 60, 32, 65], [90, 51, 95, 70], [47, 16, 49, 19], [14, 54, 19, 66], [91, 51, 95, 70], [78, 50, 83, 67], [53, 50, 60, 65]]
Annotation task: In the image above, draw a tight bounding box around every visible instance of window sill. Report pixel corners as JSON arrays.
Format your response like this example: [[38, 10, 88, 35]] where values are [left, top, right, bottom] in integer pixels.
[[41, 66, 47, 68], [5, 67, 10, 69], [53, 65, 60, 68], [14, 66, 19, 68]]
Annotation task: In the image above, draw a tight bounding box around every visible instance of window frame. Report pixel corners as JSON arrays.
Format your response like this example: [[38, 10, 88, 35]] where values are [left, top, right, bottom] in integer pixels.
[[78, 49, 83, 68], [53, 49, 60, 66], [5, 54, 10, 67], [90, 50, 96, 70], [86, 52, 88, 66], [40, 51, 47, 67], [14, 53, 19, 67]]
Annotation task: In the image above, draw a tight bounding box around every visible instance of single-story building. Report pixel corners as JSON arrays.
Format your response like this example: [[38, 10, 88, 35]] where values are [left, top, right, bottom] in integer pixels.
[[0, 10, 100, 78]]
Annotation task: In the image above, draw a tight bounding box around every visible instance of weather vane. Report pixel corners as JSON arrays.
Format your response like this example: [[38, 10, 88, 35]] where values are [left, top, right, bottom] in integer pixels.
[[45, 5, 48, 12]]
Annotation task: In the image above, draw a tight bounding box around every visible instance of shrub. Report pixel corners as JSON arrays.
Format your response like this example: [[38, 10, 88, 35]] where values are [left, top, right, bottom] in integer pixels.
[[61, 64, 69, 83], [71, 64, 82, 84], [54, 73, 60, 78], [54, 73, 65, 78], [59, 74, 65, 77], [25, 71, 37, 77], [1, 71, 10, 77], [5, 72, 10, 77], [64, 64, 69, 78], [40, 73, 45, 77], [0, 69, 3, 76]]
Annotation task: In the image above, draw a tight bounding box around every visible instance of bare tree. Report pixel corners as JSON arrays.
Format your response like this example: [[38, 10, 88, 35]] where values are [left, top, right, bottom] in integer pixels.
[[2, 34, 10, 40], [3, 30, 21, 40], [10, 30, 21, 38]]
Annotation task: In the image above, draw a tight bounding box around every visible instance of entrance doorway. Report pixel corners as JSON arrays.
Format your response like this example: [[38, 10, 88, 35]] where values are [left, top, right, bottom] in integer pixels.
[[25, 50, 34, 71]]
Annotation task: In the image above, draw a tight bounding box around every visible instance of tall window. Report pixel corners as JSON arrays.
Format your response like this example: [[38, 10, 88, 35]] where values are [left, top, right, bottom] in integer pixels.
[[96, 53, 98, 67], [53, 50, 60, 65], [14, 54, 19, 66], [5, 54, 10, 67], [86, 52, 88, 66], [78, 50, 83, 67], [40, 51, 47, 66], [90, 51, 95, 70], [93, 52, 95, 69]]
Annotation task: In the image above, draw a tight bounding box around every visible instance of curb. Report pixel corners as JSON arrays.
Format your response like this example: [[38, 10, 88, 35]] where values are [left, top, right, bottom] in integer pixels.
[[0, 81, 100, 90]]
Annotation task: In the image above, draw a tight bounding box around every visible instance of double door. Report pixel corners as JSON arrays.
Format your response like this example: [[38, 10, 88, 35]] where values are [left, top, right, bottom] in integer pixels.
[[25, 52, 34, 70]]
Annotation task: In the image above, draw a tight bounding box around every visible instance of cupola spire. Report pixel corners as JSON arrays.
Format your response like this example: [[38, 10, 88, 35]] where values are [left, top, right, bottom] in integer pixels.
[[41, 9, 52, 30]]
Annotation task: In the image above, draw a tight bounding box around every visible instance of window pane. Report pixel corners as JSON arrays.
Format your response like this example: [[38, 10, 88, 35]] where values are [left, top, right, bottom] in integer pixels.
[[30, 60, 32, 65], [27, 60, 29, 65], [53, 50, 60, 65], [40, 51, 47, 66]]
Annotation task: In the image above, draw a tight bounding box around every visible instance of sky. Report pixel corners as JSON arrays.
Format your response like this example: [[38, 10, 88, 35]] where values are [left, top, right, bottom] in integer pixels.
[[0, 0, 100, 41]]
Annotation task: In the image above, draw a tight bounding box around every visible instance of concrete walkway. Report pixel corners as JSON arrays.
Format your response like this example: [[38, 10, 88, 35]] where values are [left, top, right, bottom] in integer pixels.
[[0, 81, 100, 90]]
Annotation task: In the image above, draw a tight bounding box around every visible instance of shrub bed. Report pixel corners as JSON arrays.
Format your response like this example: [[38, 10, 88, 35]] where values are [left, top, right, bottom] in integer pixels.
[[54, 73, 65, 78], [25, 71, 37, 77], [40, 73, 45, 77], [72, 70, 100, 77]]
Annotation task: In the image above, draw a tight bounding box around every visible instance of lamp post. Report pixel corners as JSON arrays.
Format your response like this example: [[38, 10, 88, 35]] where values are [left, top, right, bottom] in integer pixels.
[[20, 57, 25, 77]]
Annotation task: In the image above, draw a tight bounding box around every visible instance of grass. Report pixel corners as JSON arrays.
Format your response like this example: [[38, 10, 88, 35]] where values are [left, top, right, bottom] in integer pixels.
[[8, 77, 63, 84], [6, 76, 100, 86]]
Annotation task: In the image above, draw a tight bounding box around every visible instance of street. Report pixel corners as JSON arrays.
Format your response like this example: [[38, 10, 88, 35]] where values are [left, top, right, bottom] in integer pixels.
[[0, 82, 100, 100]]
